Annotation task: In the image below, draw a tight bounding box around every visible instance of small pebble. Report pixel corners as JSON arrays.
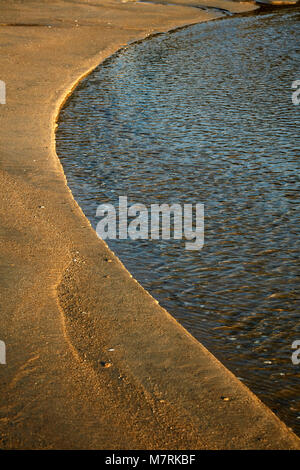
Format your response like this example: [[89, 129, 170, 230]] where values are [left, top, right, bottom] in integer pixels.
[[100, 361, 112, 368], [221, 396, 230, 401]]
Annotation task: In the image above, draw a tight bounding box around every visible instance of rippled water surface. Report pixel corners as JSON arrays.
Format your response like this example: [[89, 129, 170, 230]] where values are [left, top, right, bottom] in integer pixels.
[[57, 8, 300, 434]]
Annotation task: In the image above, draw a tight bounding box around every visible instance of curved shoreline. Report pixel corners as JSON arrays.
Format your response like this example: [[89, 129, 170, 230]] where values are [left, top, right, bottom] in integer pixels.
[[0, 0, 299, 449]]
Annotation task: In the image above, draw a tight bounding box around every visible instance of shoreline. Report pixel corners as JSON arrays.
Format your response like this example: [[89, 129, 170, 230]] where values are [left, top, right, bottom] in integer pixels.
[[0, 0, 299, 449]]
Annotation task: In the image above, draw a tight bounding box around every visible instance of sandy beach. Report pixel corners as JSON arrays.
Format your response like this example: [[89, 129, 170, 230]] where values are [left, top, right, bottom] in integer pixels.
[[0, 0, 299, 449]]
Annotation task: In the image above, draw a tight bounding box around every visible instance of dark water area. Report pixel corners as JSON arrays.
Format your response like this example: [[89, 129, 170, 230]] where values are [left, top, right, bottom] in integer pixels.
[[57, 8, 300, 434]]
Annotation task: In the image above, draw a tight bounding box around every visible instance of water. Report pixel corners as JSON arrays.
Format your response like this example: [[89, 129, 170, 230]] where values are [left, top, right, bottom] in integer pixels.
[[56, 8, 300, 434]]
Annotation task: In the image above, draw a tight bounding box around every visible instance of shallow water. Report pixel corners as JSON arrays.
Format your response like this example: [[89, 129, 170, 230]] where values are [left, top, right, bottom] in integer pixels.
[[57, 8, 300, 434]]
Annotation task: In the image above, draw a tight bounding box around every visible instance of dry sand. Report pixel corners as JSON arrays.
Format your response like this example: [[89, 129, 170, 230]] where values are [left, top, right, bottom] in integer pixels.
[[0, 0, 299, 450]]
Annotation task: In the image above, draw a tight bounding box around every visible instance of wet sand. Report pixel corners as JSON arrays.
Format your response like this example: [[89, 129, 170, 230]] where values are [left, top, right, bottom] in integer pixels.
[[0, 0, 299, 449]]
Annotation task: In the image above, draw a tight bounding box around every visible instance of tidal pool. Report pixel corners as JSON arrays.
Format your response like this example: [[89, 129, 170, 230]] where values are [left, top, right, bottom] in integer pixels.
[[57, 7, 300, 434]]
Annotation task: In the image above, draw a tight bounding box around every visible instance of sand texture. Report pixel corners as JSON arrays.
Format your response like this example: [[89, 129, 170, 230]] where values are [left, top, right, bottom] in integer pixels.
[[0, 0, 299, 450]]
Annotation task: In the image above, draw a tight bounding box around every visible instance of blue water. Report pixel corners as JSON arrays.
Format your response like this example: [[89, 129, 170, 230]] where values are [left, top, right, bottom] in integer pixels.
[[57, 8, 300, 434]]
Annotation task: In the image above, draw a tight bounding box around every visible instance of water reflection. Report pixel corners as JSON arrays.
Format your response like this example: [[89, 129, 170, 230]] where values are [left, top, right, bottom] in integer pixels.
[[57, 8, 300, 434]]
